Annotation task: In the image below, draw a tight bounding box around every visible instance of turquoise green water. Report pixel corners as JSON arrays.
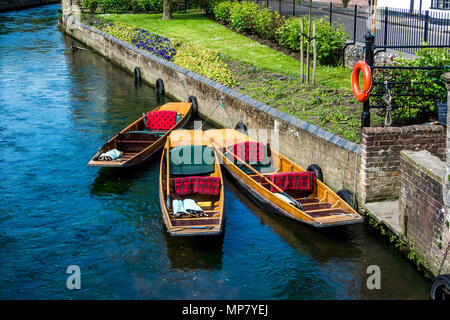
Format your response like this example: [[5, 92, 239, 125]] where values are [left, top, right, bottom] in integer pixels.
[[0, 4, 430, 299]]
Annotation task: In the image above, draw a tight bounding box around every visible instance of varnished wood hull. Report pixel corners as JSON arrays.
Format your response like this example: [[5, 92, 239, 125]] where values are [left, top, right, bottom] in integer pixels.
[[159, 130, 225, 236], [205, 129, 364, 228], [88, 102, 192, 168]]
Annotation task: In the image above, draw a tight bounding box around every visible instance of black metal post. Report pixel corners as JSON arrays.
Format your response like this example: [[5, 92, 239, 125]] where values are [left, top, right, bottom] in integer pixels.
[[353, 5, 357, 40], [424, 10, 429, 42], [362, 32, 375, 128], [330, 3, 332, 24], [279, 0, 281, 14], [293, 0, 295, 16], [266, 0, 269, 9], [384, 7, 388, 46], [184, 0, 187, 13]]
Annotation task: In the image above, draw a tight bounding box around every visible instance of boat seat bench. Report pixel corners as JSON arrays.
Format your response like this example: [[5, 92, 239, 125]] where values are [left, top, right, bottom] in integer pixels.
[[170, 145, 216, 176]]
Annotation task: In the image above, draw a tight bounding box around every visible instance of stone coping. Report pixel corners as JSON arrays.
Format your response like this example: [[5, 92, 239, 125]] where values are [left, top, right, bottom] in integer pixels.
[[400, 150, 446, 184]]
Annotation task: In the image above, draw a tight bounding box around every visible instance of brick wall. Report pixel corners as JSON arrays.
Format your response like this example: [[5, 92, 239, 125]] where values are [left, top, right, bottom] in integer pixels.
[[399, 150, 449, 276], [361, 125, 446, 202]]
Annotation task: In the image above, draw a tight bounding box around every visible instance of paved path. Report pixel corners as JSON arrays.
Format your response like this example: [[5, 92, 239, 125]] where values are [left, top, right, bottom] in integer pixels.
[[364, 200, 403, 236]]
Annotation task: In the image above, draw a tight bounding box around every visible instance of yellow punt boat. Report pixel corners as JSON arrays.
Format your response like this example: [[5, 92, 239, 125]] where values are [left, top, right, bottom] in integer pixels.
[[205, 128, 364, 228], [159, 130, 225, 236], [88, 102, 193, 168]]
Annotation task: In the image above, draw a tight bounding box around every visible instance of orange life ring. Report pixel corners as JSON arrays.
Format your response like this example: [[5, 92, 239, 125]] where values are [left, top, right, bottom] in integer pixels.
[[352, 60, 372, 102]]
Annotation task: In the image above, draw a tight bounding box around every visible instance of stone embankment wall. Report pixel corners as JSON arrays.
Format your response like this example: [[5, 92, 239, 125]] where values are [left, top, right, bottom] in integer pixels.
[[399, 150, 450, 275], [0, 0, 60, 11], [360, 125, 446, 203], [61, 4, 362, 200]]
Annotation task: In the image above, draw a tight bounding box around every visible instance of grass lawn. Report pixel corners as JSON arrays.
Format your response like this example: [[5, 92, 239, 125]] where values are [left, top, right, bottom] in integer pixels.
[[92, 12, 377, 142], [103, 12, 352, 92]]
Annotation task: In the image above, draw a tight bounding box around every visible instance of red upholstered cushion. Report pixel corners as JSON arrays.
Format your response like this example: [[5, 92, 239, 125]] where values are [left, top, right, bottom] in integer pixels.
[[172, 176, 221, 195], [231, 141, 265, 163], [268, 171, 315, 192], [146, 111, 177, 130]]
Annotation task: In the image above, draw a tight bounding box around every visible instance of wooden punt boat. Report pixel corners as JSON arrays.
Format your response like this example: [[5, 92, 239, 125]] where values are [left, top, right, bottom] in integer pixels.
[[205, 129, 364, 228], [88, 102, 192, 168], [159, 130, 225, 236]]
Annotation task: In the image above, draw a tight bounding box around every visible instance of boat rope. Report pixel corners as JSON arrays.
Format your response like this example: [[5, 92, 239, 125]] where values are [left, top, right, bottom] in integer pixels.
[[383, 81, 393, 127], [179, 78, 191, 98], [198, 96, 231, 130]]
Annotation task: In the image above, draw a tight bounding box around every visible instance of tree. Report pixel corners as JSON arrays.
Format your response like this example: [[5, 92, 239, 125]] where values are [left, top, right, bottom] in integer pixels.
[[163, 0, 172, 20]]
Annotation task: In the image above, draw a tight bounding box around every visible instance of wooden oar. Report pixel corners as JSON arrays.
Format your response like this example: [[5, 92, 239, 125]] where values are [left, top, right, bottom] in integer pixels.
[[166, 137, 171, 210], [209, 138, 304, 211]]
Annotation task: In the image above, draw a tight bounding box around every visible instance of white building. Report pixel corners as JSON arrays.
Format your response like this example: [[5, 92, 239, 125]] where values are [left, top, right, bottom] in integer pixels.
[[377, 0, 450, 15]]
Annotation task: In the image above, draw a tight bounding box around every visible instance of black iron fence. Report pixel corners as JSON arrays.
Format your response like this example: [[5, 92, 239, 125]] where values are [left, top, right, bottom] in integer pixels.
[[244, 0, 450, 54]]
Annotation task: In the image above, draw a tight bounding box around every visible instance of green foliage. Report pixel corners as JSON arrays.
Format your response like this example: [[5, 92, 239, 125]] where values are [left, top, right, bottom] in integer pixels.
[[212, 0, 349, 65], [98, 0, 129, 13], [229, 1, 258, 32], [213, 0, 233, 23], [81, 0, 199, 13], [205, 0, 226, 14], [82, 0, 100, 13], [138, 0, 163, 12], [174, 43, 239, 87], [372, 46, 450, 119], [276, 16, 349, 65], [99, 20, 141, 42], [252, 6, 283, 40]]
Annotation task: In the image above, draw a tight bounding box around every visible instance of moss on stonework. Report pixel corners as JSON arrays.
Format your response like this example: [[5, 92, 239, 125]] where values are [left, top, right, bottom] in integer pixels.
[[363, 211, 434, 280]]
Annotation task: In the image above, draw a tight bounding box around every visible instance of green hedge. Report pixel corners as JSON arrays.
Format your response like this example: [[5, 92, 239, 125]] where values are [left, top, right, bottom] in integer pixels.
[[276, 16, 348, 66], [210, 1, 348, 66], [81, 0, 200, 13]]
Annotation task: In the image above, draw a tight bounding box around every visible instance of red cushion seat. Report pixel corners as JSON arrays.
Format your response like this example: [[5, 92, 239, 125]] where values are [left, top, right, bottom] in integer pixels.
[[267, 171, 315, 192], [230, 141, 265, 163], [172, 176, 221, 195], [146, 110, 177, 130]]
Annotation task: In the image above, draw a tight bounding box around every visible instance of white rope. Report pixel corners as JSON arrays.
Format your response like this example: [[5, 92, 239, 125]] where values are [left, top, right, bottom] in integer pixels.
[[383, 81, 393, 127]]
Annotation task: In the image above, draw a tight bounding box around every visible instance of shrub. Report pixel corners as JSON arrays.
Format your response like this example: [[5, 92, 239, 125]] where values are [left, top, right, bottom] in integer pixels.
[[82, 0, 100, 13], [81, 0, 199, 13], [229, 1, 258, 32], [137, 0, 163, 12], [213, 0, 233, 23], [97, 0, 130, 13], [276, 16, 348, 65], [252, 6, 283, 40], [205, 0, 225, 14]]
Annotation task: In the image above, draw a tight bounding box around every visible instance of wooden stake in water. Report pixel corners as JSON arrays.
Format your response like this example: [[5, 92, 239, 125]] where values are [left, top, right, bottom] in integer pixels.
[[312, 21, 317, 85], [300, 19, 304, 83]]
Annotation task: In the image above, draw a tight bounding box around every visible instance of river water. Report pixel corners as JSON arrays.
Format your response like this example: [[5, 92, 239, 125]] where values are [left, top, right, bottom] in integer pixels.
[[0, 4, 430, 299]]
